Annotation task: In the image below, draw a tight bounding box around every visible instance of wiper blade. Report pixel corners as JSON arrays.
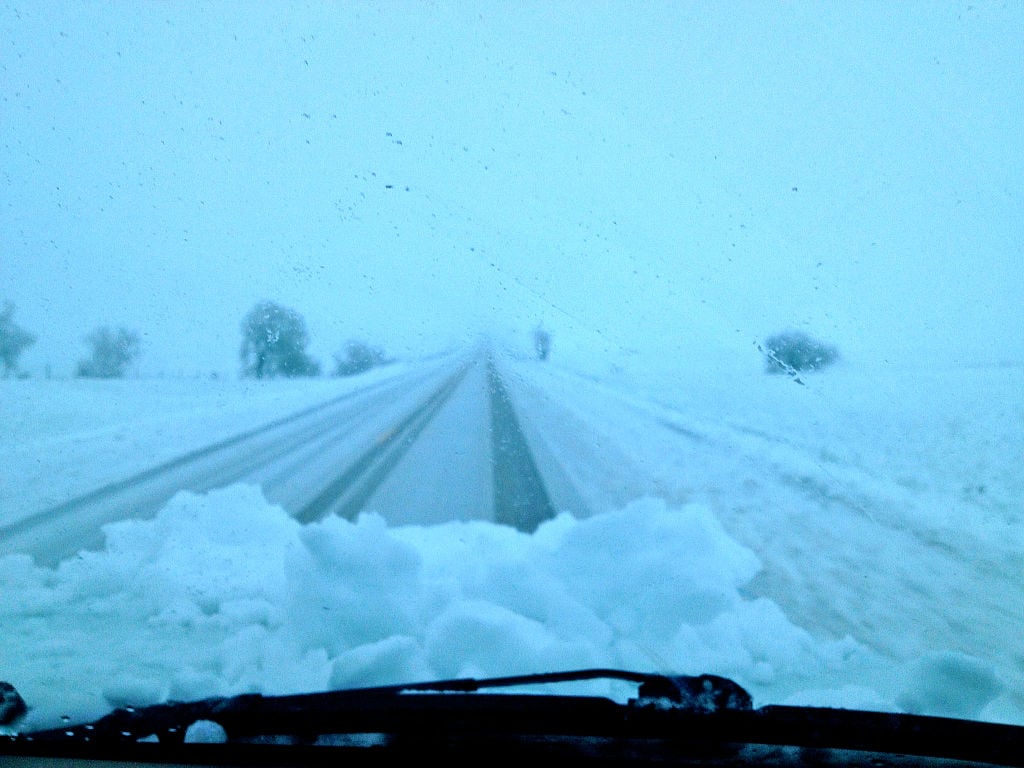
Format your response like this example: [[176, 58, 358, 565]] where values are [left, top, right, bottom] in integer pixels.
[[6, 669, 1024, 767], [353, 668, 753, 710], [13, 669, 750, 745]]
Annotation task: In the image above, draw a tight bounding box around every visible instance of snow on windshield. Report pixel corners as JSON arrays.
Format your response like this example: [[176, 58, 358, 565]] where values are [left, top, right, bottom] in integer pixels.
[[1, 0, 1022, 734]]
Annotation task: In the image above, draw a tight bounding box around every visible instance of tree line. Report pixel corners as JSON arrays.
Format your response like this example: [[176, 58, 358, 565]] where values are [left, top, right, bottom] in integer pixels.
[[0, 299, 391, 380], [0, 301, 36, 378], [3, 298, 842, 380]]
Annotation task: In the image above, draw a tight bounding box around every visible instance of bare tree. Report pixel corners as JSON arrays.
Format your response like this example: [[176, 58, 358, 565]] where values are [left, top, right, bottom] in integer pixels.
[[333, 339, 388, 377], [533, 325, 551, 361]]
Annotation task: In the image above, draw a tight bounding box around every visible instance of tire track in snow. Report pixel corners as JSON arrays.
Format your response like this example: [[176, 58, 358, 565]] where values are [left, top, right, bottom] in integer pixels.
[[486, 359, 557, 532], [0, 366, 446, 565], [298, 356, 561, 533], [294, 361, 473, 523]]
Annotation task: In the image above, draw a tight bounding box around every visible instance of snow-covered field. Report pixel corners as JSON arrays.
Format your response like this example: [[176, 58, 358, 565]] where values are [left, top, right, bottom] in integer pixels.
[[1, 360, 1022, 731], [0, 363, 419, 526]]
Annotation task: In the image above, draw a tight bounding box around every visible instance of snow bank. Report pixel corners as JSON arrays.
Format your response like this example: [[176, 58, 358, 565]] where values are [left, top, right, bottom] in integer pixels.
[[4, 484, 1017, 731]]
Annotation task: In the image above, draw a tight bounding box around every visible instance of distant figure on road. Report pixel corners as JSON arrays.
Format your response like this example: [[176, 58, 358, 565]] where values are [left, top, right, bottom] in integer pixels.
[[533, 326, 551, 361]]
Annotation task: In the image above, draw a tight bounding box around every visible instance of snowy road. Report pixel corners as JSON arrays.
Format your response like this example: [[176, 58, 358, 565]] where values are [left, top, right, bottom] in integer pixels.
[[0, 352, 581, 566]]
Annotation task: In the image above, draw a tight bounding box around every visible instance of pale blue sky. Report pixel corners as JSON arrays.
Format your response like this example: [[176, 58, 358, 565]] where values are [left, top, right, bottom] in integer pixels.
[[2, 1, 1021, 375]]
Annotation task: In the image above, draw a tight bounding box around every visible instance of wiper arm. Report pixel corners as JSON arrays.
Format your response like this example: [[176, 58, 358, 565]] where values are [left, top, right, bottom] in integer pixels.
[[13, 669, 751, 745], [362, 668, 753, 711], [6, 669, 1024, 767]]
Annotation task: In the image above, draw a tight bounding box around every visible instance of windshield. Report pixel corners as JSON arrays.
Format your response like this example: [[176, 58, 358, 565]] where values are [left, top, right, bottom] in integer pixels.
[[2, 0, 1022, 735]]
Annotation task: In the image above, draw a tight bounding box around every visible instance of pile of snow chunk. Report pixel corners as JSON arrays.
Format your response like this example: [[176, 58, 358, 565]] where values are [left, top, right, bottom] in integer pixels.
[[0, 485, 1013, 730]]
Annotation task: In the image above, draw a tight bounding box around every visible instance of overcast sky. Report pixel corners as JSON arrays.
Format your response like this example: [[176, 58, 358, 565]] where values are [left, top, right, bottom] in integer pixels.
[[2, 1, 1021, 376]]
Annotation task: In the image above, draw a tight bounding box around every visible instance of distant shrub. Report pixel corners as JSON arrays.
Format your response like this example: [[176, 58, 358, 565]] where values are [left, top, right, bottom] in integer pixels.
[[761, 330, 839, 375], [333, 339, 388, 377], [76, 326, 141, 379]]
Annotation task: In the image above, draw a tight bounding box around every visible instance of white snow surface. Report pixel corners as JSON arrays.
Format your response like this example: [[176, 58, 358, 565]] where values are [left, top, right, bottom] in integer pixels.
[[0, 364, 416, 526], [1, 361, 1022, 730]]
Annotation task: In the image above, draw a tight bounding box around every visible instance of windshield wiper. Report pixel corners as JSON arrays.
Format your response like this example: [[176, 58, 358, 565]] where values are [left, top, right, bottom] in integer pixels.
[[5, 669, 1024, 767], [7, 669, 750, 744]]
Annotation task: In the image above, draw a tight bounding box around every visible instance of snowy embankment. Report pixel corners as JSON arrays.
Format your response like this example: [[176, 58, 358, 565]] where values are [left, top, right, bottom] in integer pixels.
[[1, 361, 1022, 731], [507, 358, 1024, 718]]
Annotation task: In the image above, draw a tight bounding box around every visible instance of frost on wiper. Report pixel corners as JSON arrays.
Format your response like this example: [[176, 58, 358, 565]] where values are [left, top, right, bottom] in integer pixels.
[[5, 669, 1024, 767]]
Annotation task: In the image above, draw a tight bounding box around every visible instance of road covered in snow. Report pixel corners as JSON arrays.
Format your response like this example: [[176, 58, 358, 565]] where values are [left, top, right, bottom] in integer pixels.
[[1, 350, 1022, 730], [1, 348, 571, 564]]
